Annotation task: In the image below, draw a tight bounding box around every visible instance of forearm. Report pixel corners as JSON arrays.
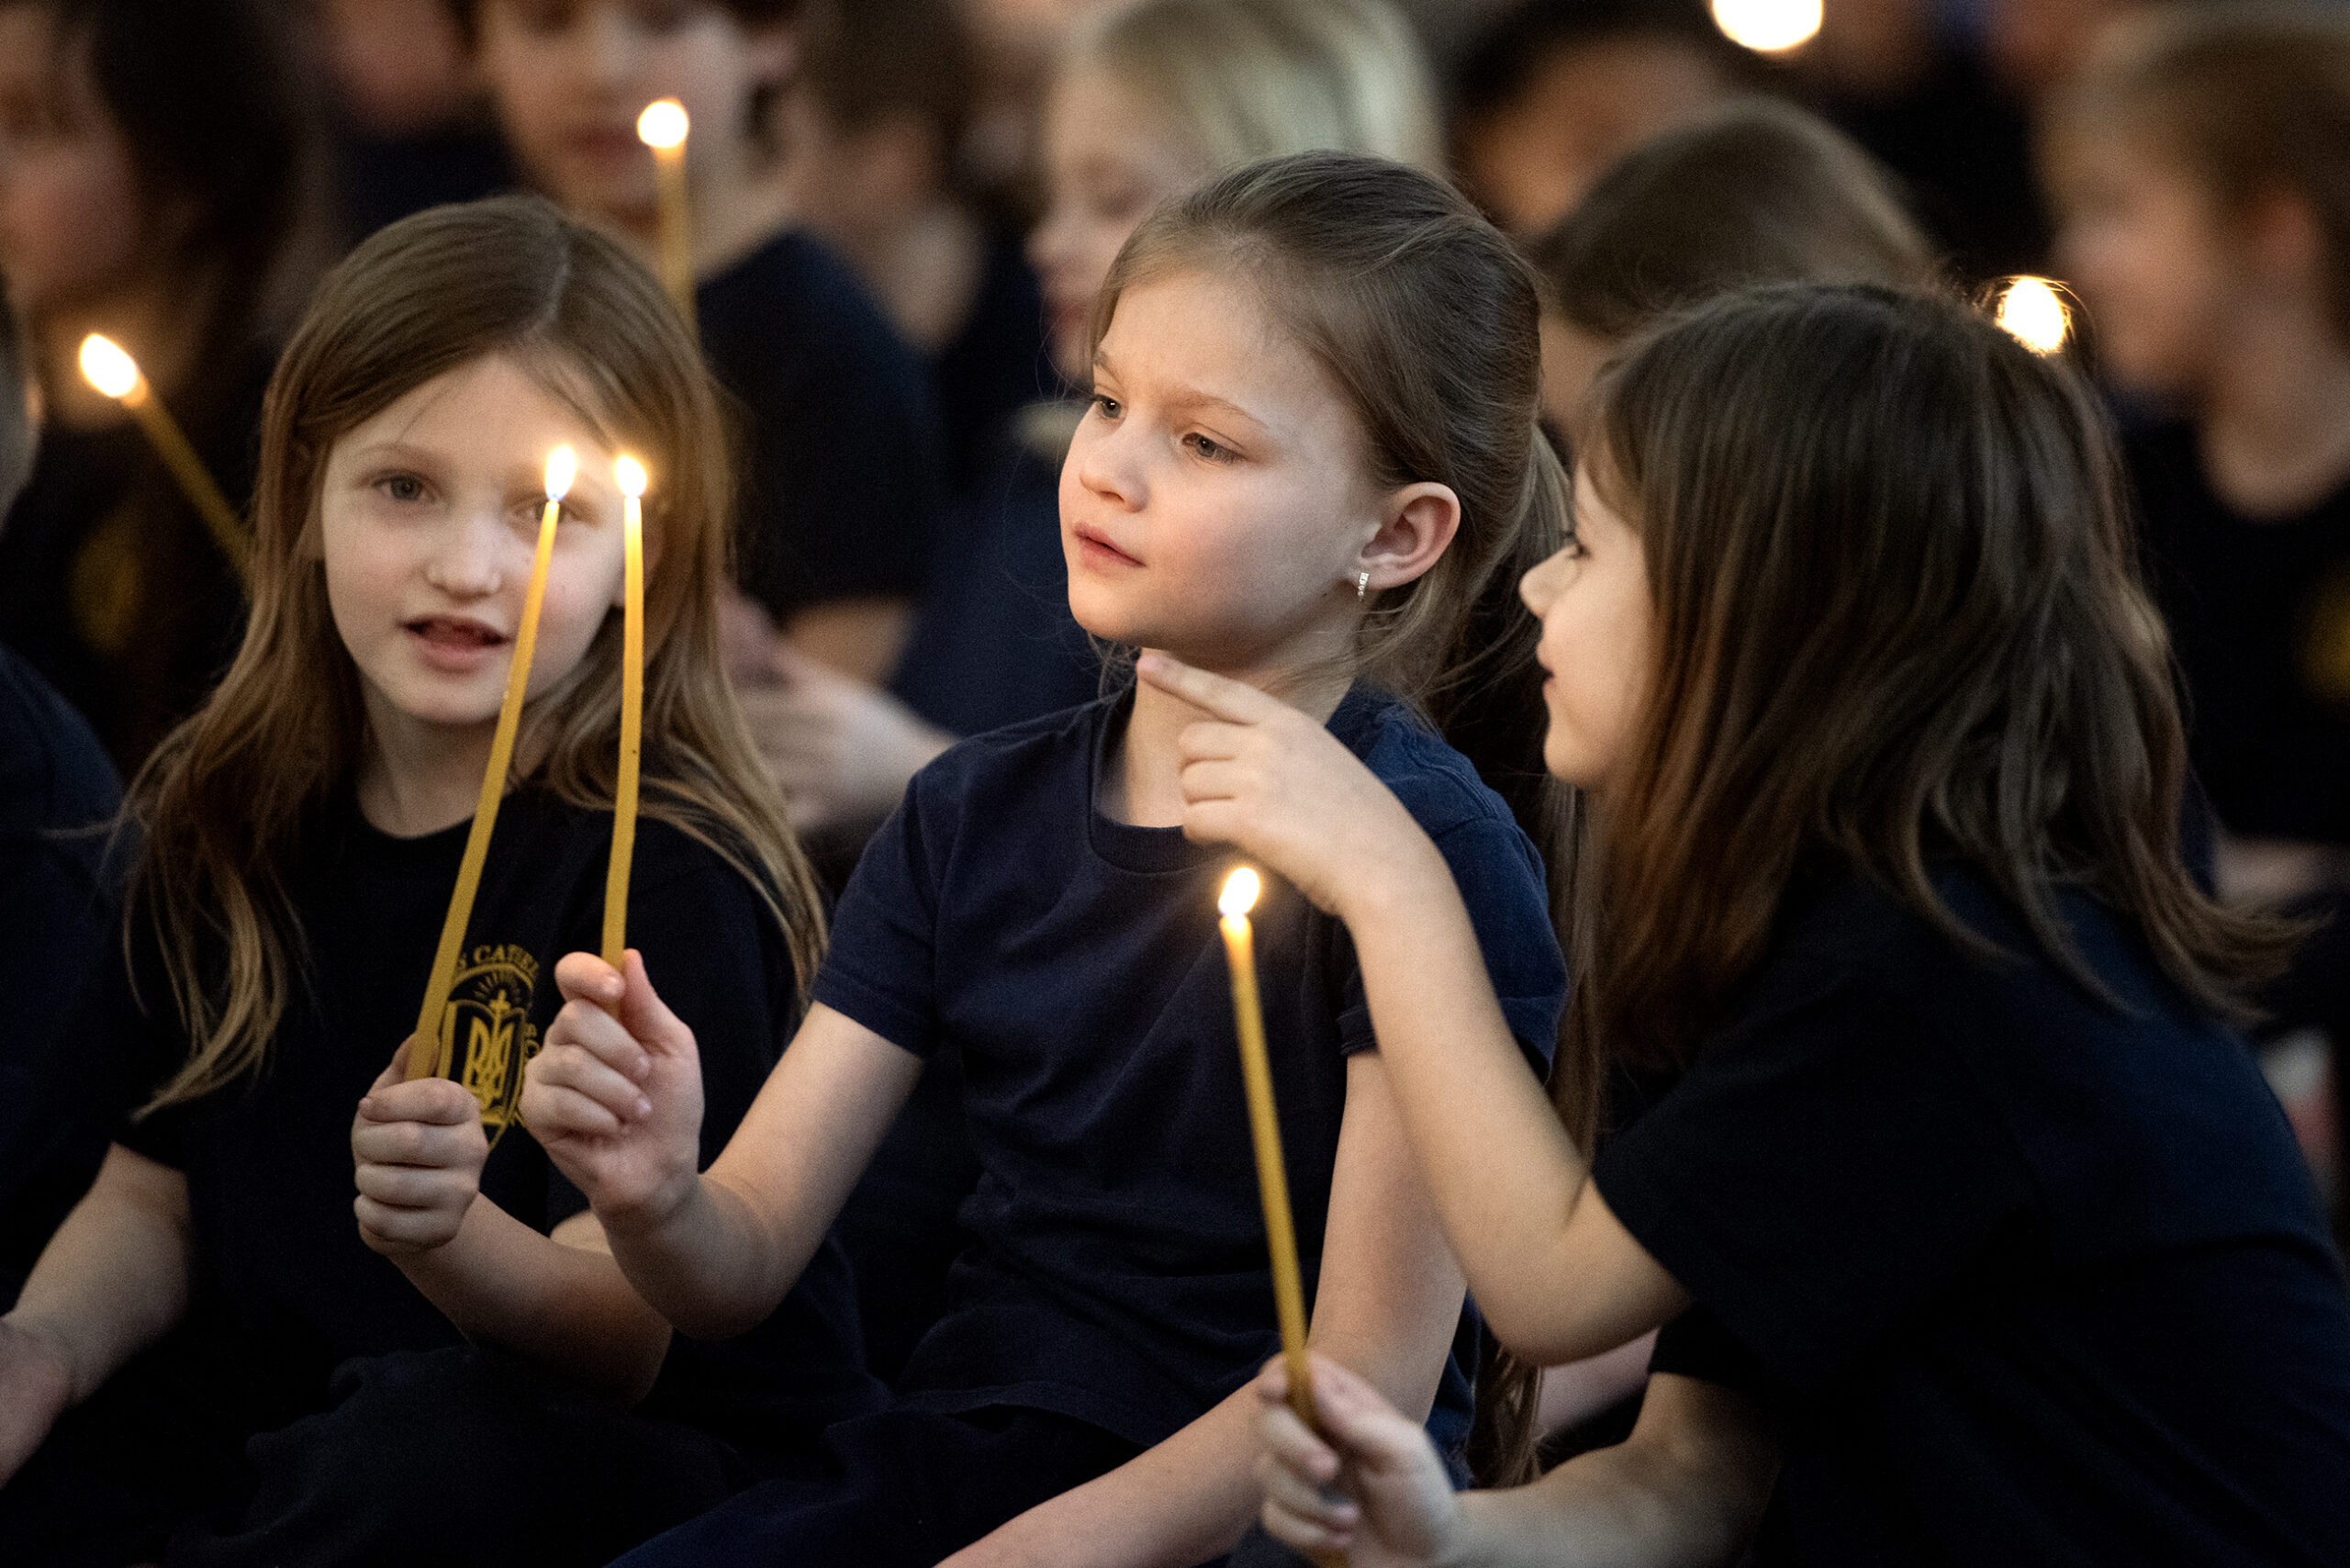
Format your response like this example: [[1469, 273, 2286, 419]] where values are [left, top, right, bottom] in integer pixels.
[[8, 1145, 191, 1402], [1337, 849, 1604, 1356], [602, 1169, 818, 1341], [393, 1202, 671, 1403]]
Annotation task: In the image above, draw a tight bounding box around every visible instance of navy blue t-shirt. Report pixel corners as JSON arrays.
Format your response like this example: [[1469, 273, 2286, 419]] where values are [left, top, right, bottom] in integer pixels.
[[106, 791, 884, 1450], [812, 684, 1566, 1452], [696, 230, 946, 622], [1602, 870, 2350, 1565]]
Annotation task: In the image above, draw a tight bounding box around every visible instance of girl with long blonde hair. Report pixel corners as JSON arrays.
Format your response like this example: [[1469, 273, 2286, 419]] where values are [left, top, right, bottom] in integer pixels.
[[0, 196, 878, 1568]]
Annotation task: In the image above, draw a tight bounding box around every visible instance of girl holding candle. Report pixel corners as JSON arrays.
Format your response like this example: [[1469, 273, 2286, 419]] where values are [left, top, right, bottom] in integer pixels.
[[0, 0, 319, 771], [0, 196, 881, 1568], [518, 152, 1569, 1567], [456, 0, 948, 685], [1157, 282, 2350, 1562]]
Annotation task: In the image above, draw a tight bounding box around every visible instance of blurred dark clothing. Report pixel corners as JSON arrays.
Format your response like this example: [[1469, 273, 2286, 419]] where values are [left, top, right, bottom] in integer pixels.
[[330, 110, 515, 242], [926, 230, 1055, 504], [0, 647, 123, 1305], [1820, 48, 2047, 283], [0, 346, 269, 773], [698, 230, 946, 624]]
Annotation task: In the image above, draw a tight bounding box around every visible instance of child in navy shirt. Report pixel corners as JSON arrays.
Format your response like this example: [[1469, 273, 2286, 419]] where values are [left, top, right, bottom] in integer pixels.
[[1232, 285, 2350, 1564], [519, 153, 1571, 1565]]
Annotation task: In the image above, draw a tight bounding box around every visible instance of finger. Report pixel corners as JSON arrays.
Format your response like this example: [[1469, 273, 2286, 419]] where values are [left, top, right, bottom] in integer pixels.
[[528, 1042, 651, 1122], [553, 950, 627, 1011], [614, 950, 694, 1059], [1173, 758, 1250, 803], [357, 1078, 480, 1127], [519, 1080, 626, 1141], [372, 1037, 417, 1092], [353, 1194, 456, 1249], [1172, 719, 1250, 763], [1135, 651, 1287, 723], [1256, 1444, 1358, 1529], [352, 1114, 483, 1170], [548, 994, 653, 1081], [353, 1161, 467, 1208], [1259, 1493, 1354, 1559], [1259, 1391, 1343, 1489]]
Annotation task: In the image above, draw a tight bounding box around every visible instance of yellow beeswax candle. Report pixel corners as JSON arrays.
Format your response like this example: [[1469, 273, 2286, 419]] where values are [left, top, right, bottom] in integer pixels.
[[636, 99, 695, 338], [602, 455, 646, 979], [408, 447, 577, 1080], [77, 333, 251, 583]]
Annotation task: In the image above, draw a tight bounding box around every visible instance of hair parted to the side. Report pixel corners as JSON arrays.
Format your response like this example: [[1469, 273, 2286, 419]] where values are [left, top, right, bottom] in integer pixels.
[[1094, 150, 1573, 1484], [1075, 0, 1442, 176], [1535, 97, 1938, 341], [126, 194, 824, 1114], [2045, 0, 2350, 342], [1580, 283, 2290, 1081]]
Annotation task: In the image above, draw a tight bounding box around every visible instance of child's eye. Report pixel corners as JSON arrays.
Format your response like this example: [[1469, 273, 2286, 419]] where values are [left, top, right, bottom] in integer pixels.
[[1184, 433, 1236, 465], [375, 473, 429, 505], [1090, 393, 1122, 421], [628, 0, 695, 35]]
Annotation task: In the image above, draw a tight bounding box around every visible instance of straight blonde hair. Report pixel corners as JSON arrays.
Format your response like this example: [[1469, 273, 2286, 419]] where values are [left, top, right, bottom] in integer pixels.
[[128, 196, 823, 1112]]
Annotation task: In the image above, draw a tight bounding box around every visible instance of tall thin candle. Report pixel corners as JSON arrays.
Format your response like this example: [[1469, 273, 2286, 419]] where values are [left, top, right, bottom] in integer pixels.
[[408, 447, 576, 1080], [602, 455, 646, 979], [636, 99, 695, 339], [77, 333, 251, 583], [1219, 868, 1346, 1567]]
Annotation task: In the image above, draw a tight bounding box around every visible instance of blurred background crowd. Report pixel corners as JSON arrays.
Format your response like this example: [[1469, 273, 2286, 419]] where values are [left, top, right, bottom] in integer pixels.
[[2, 0, 2346, 1403]]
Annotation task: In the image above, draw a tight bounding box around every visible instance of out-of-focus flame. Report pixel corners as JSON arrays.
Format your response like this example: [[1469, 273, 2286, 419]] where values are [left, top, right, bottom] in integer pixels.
[[544, 445, 576, 501], [78, 334, 141, 399], [636, 99, 688, 151], [1997, 276, 2070, 355], [614, 454, 648, 498], [1220, 868, 1260, 920], [1711, 0, 1822, 53]]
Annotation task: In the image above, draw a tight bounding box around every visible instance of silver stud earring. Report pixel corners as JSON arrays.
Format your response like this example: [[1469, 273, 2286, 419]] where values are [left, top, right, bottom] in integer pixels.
[[1356, 570, 1370, 601]]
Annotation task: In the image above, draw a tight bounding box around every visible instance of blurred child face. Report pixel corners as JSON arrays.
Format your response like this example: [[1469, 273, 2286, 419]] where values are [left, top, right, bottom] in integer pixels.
[[1062, 268, 1390, 671], [1518, 465, 1652, 794], [1460, 38, 1729, 238], [0, 5, 148, 320], [1030, 62, 1211, 384], [476, 0, 790, 222], [1539, 313, 1617, 444], [2049, 129, 2235, 397], [320, 353, 630, 742]]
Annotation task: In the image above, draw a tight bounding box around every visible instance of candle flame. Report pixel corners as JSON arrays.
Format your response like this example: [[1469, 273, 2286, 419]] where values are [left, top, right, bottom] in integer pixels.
[[1710, 0, 1821, 52], [1219, 868, 1260, 919], [614, 454, 647, 498], [637, 99, 688, 151], [1997, 276, 2070, 355], [544, 445, 576, 501], [78, 333, 141, 399]]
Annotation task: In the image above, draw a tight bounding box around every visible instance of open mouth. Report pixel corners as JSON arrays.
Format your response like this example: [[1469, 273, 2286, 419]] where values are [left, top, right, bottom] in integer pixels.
[[406, 615, 507, 651], [1073, 523, 1141, 568]]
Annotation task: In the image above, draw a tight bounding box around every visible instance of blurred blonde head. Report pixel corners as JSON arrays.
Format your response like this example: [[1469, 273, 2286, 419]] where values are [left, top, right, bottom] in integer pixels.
[[1032, 0, 1438, 380]]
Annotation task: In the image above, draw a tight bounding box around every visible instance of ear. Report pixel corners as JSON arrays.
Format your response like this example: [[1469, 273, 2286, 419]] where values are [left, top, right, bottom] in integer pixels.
[[1354, 482, 1460, 595]]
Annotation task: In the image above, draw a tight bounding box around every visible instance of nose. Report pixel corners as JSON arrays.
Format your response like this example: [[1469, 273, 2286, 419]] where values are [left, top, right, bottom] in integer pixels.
[[581, 5, 642, 91], [424, 504, 512, 601], [1520, 545, 1569, 616], [1071, 411, 1145, 511]]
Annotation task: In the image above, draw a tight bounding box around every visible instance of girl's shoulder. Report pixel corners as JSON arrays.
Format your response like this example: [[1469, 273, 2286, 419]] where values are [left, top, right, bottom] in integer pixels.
[[1330, 685, 1522, 844]]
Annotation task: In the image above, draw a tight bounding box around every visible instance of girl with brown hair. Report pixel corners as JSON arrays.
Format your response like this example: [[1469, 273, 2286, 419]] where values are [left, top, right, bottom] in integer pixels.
[[0, 196, 879, 1568], [1167, 284, 2350, 1562], [519, 151, 1567, 1567]]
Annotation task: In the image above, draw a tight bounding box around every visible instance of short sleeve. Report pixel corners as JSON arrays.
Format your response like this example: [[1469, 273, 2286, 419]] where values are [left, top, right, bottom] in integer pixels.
[[1649, 1304, 1771, 1395], [809, 787, 945, 1058], [1336, 815, 1563, 1076], [1595, 981, 2031, 1394]]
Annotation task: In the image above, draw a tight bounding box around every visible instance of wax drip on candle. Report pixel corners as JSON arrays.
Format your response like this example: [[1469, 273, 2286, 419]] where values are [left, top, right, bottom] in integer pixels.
[[408, 445, 577, 1080], [77, 333, 252, 582], [603, 455, 648, 980]]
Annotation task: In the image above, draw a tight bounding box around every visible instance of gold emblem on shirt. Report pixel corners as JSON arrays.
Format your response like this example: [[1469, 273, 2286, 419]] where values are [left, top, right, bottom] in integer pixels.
[[432, 943, 543, 1147]]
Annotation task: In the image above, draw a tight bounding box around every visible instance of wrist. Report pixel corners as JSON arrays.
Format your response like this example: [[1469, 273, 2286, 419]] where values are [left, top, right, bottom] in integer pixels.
[[1334, 824, 1452, 931]]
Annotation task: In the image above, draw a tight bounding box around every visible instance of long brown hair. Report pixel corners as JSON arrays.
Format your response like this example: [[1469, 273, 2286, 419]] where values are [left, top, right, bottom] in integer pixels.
[[1582, 282, 2288, 1083], [1095, 151, 1574, 1481], [128, 195, 823, 1113]]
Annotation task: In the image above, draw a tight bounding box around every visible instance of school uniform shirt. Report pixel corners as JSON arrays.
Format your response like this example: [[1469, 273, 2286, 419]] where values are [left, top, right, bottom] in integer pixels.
[[0, 648, 123, 1297], [927, 232, 1055, 503], [886, 431, 1101, 741], [812, 683, 1568, 1454], [2127, 420, 2350, 848], [105, 790, 885, 1449], [1597, 868, 2350, 1565], [697, 230, 946, 624]]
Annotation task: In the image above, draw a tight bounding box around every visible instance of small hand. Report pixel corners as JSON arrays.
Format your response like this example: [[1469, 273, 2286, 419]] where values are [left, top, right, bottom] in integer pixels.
[[352, 1036, 489, 1255], [1257, 1355, 1466, 1568], [1136, 651, 1441, 920], [736, 643, 950, 832], [517, 949, 706, 1232], [0, 1315, 73, 1486]]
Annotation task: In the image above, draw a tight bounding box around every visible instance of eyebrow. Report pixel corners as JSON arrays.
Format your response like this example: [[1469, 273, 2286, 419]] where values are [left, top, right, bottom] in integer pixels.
[[1091, 351, 1270, 433]]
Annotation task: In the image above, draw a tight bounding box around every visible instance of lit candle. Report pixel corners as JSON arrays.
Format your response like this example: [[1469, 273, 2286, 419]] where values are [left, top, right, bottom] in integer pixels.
[[1997, 276, 2071, 355], [1710, 0, 1821, 53], [602, 455, 646, 980], [77, 333, 251, 583], [408, 447, 577, 1081], [636, 98, 695, 339]]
